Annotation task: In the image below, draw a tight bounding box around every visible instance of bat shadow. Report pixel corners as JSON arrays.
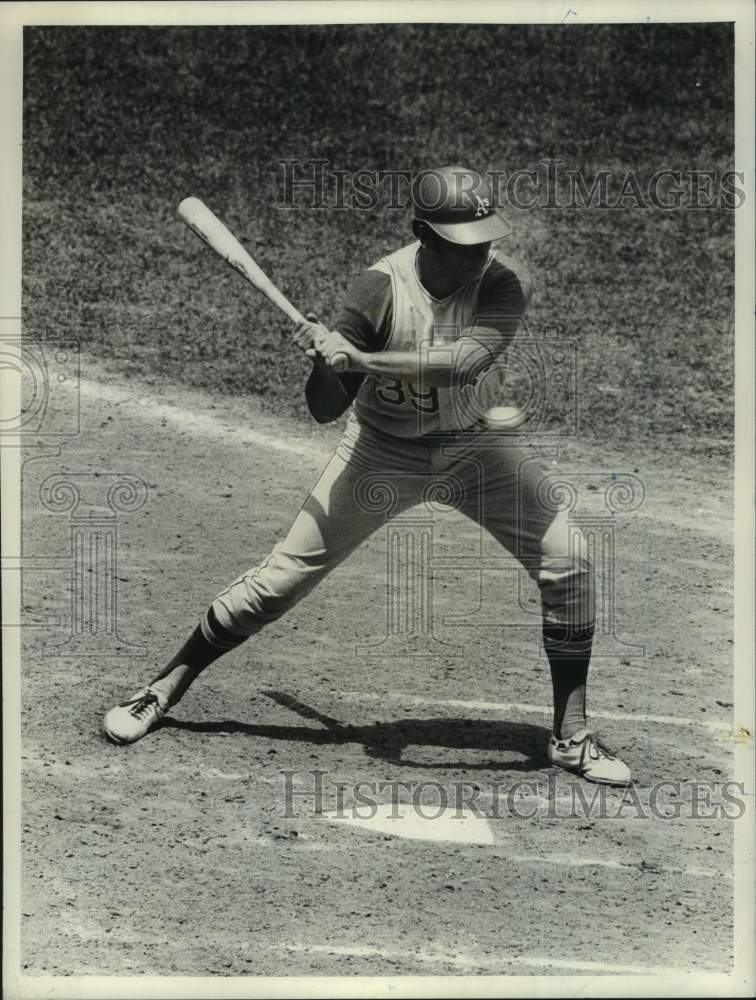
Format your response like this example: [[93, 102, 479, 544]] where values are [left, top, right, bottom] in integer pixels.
[[159, 689, 551, 772]]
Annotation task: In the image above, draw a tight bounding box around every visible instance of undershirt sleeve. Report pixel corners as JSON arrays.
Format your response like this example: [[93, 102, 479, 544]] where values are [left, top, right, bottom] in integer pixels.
[[327, 269, 392, 399], [466, 255, 533, 356], [334, 270, 393, 352]]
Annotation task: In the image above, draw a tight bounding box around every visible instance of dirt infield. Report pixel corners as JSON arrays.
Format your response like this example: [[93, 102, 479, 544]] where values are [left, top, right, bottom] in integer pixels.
[[17, 366, 737, 979]]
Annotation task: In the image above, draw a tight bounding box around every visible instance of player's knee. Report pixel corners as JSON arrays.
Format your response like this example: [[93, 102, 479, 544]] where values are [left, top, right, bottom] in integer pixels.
[[537, 556, 595, 626], [210, 547, 325, 636], [210, 583, 299, 638], [237, 570, 311, 622]]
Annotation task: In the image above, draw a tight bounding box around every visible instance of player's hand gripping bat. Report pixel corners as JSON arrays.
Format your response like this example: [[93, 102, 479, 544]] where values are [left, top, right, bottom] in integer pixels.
[[178, 197, 349, 372]]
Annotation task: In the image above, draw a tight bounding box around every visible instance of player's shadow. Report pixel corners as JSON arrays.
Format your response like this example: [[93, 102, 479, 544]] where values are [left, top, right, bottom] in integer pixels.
[[160, 689, 550, 771]]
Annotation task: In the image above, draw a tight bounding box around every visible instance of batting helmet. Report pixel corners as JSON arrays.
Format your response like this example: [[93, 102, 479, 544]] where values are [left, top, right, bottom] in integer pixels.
[[412, 166, 511, 245]]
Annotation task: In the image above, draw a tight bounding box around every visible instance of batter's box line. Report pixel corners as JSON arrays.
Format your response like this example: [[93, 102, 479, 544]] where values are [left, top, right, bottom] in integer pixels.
[[272, 943, 697, 977], [335, 690, 732, 735]]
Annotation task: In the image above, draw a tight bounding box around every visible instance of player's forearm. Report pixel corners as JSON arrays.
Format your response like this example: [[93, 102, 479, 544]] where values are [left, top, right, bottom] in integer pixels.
[[350, 350, 456, 386], [351, 338, 496, 387]]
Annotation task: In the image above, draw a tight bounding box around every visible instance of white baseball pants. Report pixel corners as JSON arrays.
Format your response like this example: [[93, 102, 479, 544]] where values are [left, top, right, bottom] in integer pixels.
[[203, 413, 595, 644]]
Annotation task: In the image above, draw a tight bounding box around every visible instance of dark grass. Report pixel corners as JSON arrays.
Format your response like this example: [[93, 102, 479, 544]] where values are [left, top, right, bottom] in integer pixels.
[[22, 24, 735, 455]]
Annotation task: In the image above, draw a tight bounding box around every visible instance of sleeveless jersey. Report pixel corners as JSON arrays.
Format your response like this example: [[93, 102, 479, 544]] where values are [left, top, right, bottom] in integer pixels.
[[351, 242, 528, 437]]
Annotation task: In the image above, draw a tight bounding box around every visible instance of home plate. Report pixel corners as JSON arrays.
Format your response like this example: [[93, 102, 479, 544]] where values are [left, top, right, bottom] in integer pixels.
[[321, 804, 495, 845]]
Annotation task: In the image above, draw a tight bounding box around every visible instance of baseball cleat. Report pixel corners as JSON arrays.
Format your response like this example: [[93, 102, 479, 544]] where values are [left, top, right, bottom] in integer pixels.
[[103, 687, 167, 745], [547, 729, 632, 786]]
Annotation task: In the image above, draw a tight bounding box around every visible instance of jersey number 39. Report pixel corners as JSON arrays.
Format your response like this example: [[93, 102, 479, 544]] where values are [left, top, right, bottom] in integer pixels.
[[375, 378, 439, 413]]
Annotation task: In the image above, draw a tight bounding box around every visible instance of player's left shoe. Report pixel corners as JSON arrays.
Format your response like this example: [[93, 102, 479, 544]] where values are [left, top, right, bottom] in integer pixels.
[[547, 729, 632, 786], [103, 687, 167, 745]]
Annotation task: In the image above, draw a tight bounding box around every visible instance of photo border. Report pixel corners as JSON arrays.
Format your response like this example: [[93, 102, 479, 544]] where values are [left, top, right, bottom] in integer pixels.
[[2, 3, 753, 998]]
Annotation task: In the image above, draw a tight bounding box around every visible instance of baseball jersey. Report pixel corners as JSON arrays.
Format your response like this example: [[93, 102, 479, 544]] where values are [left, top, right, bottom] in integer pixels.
[[334, 241, 532, 437]]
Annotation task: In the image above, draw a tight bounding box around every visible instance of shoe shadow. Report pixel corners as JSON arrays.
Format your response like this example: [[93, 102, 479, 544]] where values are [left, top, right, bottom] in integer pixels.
[[160, 689, 550, 771]]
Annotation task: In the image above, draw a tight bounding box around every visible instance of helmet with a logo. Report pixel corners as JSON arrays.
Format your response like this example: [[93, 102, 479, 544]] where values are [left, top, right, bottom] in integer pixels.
[[412, 165, 511, 245]]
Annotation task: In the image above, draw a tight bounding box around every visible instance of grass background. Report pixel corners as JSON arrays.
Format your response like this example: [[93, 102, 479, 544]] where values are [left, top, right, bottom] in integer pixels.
[[22, 23, 735, 454]]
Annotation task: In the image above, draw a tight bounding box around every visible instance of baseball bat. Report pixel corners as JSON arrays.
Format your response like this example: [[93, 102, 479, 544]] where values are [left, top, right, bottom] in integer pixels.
[[178, 197, 349, 372]]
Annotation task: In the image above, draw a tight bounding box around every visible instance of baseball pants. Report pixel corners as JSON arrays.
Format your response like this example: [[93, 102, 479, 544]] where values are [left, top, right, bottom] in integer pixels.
[[202, 413, 595, 645]]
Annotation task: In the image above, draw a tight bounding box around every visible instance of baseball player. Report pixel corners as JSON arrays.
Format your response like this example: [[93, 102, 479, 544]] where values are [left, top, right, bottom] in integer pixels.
[[104, 166, 631, 786]]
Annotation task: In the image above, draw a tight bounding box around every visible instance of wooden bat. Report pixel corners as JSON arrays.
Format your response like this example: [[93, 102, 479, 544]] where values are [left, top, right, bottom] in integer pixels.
[[178, 197, 348, 372]]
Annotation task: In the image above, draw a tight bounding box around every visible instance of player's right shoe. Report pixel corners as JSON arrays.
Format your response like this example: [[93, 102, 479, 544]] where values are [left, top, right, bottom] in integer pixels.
[[103, 687, 167, 745], [547, 729, 632, 786]]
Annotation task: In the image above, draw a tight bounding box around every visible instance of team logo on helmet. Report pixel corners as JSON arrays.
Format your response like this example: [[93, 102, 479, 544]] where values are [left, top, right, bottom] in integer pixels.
[[474, 195, 490, 218]]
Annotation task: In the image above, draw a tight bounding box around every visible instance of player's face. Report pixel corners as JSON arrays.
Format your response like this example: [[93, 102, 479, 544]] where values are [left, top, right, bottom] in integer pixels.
[[431, 236, 491, 283]]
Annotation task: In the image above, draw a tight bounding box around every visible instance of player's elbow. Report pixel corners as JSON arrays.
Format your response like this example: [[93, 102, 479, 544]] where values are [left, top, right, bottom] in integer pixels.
[[308, 403, 343, 424], [306, 390, 351, 424], [305, 366, 358, 423]]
